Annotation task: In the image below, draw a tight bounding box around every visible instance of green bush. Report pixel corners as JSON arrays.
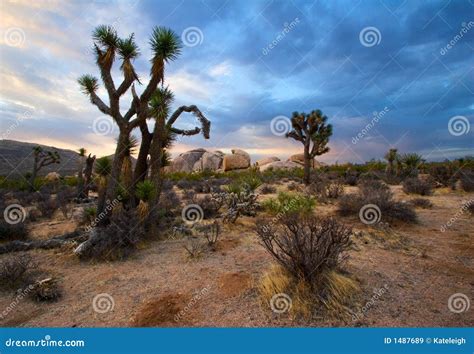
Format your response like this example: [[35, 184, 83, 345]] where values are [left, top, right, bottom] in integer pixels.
[[262, 192, 315, 215]]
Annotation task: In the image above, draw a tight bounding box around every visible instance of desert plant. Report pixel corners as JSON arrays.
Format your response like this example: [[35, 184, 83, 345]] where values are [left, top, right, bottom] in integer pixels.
[[384, 148, 399, 176], [344, 171, 359, 186], [286, 110, 333, 185], [29, 277, 62, 302], [0, 255, 36, 290], [222, 189, 259, 223], [94, 156, 112, 215], [135, 180, 156, 220], [259, 184, 277, 194], [35, 193, 58, 219], [429, 164, 456, 187], [75, 210, 144, 261], [338, 180, 417, 224], [81, 207, 97, 225], [29, 146, 60, 191], [398, 153, 424, 177], [195, 221, 220, 251], [459, 171, 474, 192], [409, 198, 433, 209], [183, 237, 206, 258], [403, 177, 433, 196], [0, 218, 29, 242], [256, 213, 352, 284], [262, 192, 315, 215]]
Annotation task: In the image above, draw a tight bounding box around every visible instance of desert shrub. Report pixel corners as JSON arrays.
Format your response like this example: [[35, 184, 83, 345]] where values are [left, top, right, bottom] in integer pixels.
[[403, 177, 433, 196], [239, 174, 263, 192], [464, 200, 474, 215], [308, 179, 344, 201], [409, 198, 433, 209], [429, 165, 456, 187], [224, 181, 244, 194], [191, 194, 223, 219], [287, 181, 301, 191], [262, 192, 315, 215], [34, 192, 59, 218], [220, 189, 259, 223], [193, 180, 212, 193], [56, 187, 75, 218], [29, 277, 62, 302], [158, 189, 181, 218], [81, 207, 97, 225], [0, 254, 36, 289], [195, 221, 220, 251], [344, 171, 359, 186], [338, 181, 417, 223], [75, 210, 144, 261], [0, 219, 29, 242], [256, 213, 352, 283], [176, 179, 193, 190], [183, 237, 206, 258], [459, 171, 474, 192], [259, 184, 277, 194]]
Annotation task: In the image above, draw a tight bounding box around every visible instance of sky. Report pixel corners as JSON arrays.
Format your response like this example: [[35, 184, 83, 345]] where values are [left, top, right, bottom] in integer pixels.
[[0, 0, 473, 164]]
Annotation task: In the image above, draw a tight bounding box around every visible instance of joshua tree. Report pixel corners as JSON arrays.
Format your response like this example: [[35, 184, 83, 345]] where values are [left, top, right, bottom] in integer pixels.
[[94, 156, 111, 215], [399, 153, 424, 177], [286, 110, 333, 184], [83, 154, 96, 198], [76, 148, 86, 198], [29, 146, 60, 191], [384, 148, 398, 176], [143, 87, 210, 229], [78, 25, 181, 220]]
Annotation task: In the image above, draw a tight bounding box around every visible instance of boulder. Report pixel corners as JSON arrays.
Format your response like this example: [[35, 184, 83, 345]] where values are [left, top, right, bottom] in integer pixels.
[[223, 150, 251, 171], [45, 172, 61, 182], [259, 161, 301, 172], [231, 149, 251, 164], [287, 153, 322, 168], [168, 148, 206, 173], [193, 151, 224, 172], [255, 157, 280, 166]]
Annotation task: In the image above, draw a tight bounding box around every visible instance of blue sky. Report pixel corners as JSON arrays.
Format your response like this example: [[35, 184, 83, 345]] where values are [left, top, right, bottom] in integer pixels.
[[0, 0, 473, 163]]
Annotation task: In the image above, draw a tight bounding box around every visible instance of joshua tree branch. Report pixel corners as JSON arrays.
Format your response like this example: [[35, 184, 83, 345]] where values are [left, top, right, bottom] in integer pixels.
[[170, 127, 201, 136], [90, 92, 112, 115], [166, 105, 210, 139]]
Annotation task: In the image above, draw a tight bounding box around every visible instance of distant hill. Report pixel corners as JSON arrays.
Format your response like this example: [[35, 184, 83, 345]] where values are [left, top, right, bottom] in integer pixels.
[[0, 140, 81, 178], [0, 140, 137, 178]]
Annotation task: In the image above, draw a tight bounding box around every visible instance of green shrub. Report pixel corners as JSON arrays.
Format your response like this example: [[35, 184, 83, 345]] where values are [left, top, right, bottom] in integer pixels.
[[262, 192, 315, 215]]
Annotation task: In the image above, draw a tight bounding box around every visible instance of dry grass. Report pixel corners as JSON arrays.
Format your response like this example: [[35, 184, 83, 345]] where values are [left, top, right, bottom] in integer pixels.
[[258, 264, 360, 320]]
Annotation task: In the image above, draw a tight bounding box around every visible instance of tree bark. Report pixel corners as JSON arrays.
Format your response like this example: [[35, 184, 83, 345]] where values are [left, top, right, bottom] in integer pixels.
[[132, 122, 153, 206], [303, 142, 311, 185], [0, 231, 86, 254]]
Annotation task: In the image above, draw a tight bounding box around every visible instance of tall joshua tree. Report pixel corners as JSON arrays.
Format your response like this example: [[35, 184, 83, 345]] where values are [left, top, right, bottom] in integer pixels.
[[78, 25, 182, 220], [138, 87, 210, 229], [384, 148, 398, 176], [286, 110, 332, 184], [29, 146, 60, 191]]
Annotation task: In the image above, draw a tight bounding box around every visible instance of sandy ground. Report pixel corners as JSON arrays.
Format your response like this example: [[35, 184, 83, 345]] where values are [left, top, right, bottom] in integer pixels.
[[0, 185, 473, 327]]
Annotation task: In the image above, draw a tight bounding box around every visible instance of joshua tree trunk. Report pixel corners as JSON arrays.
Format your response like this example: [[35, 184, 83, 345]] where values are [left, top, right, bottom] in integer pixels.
[[99, 129, 129, 223], [145, 117, 165, 231], [132, 121, 153, 206], [76, 157, 85, 198], [303, 142, 311, 185], [82, 154, 96, 198]]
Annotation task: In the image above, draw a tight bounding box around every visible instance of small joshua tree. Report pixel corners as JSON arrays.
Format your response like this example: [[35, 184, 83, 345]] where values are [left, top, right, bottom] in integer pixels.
[[82, 153, 96, 198], [76, 148, 86, 197], [384, 148, 398, 176], [29, 146, 60, 191], [286, 110, 332, 185], [94, 156, 111, 214]]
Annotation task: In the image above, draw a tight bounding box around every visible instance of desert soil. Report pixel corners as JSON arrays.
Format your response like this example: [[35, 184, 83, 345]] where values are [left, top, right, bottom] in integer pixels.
[[0, 185, 473, 327]]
